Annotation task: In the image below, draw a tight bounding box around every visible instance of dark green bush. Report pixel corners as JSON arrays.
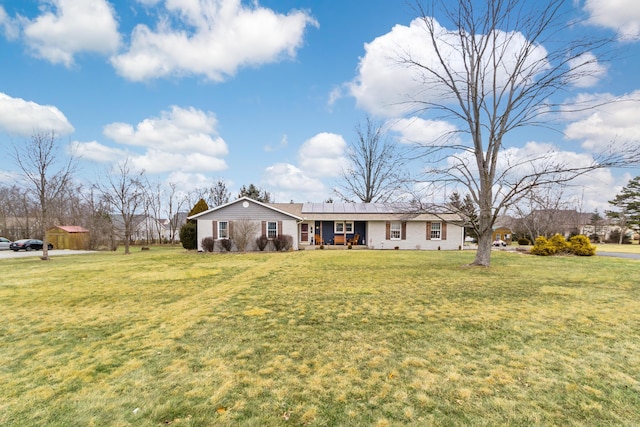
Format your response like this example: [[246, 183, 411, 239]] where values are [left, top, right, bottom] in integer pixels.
[[517, 237, 531, 245], [179, 222, 197, 250]]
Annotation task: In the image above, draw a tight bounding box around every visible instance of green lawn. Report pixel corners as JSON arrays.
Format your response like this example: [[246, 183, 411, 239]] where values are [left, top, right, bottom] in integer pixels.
[[1, 247, 638, 426]]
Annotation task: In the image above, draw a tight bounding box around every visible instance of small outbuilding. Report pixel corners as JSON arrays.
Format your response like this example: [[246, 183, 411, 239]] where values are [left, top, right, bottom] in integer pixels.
[[46, 226, 90, 250], [492, 226, 512, 245]]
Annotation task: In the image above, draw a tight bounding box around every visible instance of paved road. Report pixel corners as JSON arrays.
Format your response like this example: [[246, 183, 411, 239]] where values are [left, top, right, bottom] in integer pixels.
[[0, 249, 95, 259], [596, 252, 640, 260]]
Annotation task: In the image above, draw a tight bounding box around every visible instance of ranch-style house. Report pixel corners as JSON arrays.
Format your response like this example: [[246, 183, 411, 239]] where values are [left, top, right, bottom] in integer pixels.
[[188, 197, 465, 251]]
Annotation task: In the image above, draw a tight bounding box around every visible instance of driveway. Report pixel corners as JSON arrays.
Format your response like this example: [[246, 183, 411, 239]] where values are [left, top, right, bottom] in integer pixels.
[[596, 252, 640, 260], [0, 249, 95, 259]]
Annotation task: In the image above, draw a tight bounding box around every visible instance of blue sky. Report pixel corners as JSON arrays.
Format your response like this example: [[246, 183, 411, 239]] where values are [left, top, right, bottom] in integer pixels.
[[1, 0, 640, 211]]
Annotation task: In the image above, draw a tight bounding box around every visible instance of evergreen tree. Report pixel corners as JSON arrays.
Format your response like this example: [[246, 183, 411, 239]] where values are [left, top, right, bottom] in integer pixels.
[[449, 191, 479, 241], [608, 176, 640, 243], [187, 198, 209, 223], [238, 184, 272, 203]]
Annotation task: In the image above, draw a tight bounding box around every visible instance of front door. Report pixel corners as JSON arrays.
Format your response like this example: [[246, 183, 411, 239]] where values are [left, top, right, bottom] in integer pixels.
[[300, 223, 309, 243]]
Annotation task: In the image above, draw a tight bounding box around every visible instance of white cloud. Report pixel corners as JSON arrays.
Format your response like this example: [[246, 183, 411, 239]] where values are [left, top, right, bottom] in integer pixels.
[[71, 140, 127, 163], [111, 0, 318, 81], [567, 52, 607, 88], [297, 132, 348, 178], [388, 117, 460, 146], [262, 162, 327, 202], [349, 17, 548, 117], [443, 139, 620, 211], [0, 92, 74, 135], [100, 105, 228, 174], [563, 90, 640, 151], [0, 6, 19, 39], [21, 0, 120, 66], [261, 132, 349, 202], [104, 105, 228, 155], [584, 0, 640, 40], [165, 170, 217, 192]]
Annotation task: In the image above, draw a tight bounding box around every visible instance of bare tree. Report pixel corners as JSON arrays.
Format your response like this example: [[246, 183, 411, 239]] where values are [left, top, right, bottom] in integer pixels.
[[399, 0, 639, 266], [335, 117, 404, 203], [165, 182, 187, 243], [0, 185, 36, 240], [509, 185, 573, 240], [231, 218, 260, 251], [144, 179, 165, 243], [96, 159, 145, 255], [209, 180, 231, 207], [12, 131, 75, 260]]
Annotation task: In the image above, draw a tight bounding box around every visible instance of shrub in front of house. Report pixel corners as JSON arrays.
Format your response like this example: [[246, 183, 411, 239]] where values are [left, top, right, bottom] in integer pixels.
[[530, 236, 556, 256], [569, 235, 596, 256], [549, 234, 570, 254], [256, 235, 269, 251], [201, 237, 214, 252], [531, 234, 595, 257], [180, 222, 197, 250], [219, 239, 233, 252], [518, 237, 531, 245], [272, 235, 292, 251]]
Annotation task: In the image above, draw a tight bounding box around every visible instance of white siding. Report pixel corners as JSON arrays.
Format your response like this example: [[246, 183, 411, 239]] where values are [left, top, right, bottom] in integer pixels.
[[196, 218, 299, 251], [366, 221, 464, 250]]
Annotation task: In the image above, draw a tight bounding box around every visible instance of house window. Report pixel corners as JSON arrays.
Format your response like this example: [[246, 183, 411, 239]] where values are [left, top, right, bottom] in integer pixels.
[[431, 222, 442, 240], [390, 222, 401, 240], [267, 221, 278, 239], [218, 221, 229, 239], [334, 222, 353, 233]]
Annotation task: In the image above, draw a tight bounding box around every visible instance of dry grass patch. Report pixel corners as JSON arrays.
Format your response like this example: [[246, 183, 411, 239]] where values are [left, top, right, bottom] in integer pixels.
[[0, 247, 639, 425]]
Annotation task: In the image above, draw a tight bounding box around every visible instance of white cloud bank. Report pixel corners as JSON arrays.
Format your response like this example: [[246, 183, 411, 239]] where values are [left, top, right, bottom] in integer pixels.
[[261, 132, 348, 202], [74, 105, 228, 174], [111, 0, 318, 81], [0, 92, 74, 135], [21, 0, 120, 66], [348, 17, 553, 117], [584, 0, 640, 40], [563, 90, 640, 151], [4, 0, 316, 81]]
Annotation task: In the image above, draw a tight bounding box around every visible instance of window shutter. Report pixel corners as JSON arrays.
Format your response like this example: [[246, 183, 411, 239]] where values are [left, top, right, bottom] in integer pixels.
[[426, 222, 431, 240], [229, 220, 234, 239], [385, 222, 390, 240], [212, 221, 218, 239], [262, 221, 266, 236], [278, 220, 283, 236], [442, 222, 447, 240], [401, 222, 407, 240]]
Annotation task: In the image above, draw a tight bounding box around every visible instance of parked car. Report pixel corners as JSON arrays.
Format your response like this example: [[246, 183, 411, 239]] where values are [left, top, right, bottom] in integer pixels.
[[9, 239, 54, 251], [0, 237, 12, 250]]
